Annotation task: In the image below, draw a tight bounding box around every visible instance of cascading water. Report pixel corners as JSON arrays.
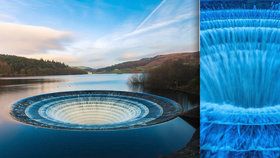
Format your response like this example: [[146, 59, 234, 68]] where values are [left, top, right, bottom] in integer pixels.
[[200, 1, 280, 157]]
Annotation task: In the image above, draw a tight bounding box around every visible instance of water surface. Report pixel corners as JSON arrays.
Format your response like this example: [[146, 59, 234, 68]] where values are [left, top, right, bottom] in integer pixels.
[[0, 74, 195, 158]]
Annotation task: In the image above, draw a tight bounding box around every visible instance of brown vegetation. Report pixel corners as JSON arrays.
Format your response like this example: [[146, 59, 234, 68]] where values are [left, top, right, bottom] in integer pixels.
[[128, 52, 199, 94], [95, 52, 198, 73]]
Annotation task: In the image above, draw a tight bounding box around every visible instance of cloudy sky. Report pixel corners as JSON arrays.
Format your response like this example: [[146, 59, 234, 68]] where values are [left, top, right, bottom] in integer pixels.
[[0, 0, 198, 68]]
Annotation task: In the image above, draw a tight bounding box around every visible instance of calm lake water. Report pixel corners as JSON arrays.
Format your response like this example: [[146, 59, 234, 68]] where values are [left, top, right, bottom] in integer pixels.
[[0, 74, 196, 158]]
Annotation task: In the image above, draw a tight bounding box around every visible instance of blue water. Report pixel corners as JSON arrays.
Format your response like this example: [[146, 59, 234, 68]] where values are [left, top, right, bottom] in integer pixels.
[[200, 2, 280, 158], [0, 74, 195, 158]]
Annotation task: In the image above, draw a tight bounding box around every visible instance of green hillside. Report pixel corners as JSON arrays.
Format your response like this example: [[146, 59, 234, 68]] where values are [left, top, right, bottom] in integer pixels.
[[0, 54, 87, 77]]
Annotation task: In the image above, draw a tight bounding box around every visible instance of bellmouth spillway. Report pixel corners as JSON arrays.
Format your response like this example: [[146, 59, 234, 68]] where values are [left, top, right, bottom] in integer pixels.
[[200, 1, 280, 158], [10, 91, 182, 130]]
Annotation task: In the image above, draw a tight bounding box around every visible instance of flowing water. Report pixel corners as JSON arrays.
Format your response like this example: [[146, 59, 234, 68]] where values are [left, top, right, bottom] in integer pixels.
[[200, 2, 280, 157]]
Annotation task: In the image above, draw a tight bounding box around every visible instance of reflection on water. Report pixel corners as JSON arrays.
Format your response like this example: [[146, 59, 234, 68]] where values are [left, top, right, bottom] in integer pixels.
[[0, 74, 196, 158]]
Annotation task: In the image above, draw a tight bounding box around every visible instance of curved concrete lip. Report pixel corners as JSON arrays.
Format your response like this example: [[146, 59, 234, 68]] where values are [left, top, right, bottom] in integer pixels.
[[10, 90, 182, 131]]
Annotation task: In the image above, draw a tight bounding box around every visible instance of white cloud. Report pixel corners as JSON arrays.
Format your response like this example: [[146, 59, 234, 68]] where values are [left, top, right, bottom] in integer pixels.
[[0, 0, 198, 68], [0, 22, 71, 55], [82, 0, 198, 66]]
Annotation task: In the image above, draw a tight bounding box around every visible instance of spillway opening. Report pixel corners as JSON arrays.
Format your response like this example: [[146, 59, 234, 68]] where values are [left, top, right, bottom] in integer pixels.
[[44, 101, 144, 125], [11, 91, 182, 130]]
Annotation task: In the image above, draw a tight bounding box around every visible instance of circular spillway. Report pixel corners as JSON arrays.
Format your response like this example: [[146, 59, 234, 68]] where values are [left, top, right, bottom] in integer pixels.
[[200, 2, 280, 157], [10, 91, 182, 130]]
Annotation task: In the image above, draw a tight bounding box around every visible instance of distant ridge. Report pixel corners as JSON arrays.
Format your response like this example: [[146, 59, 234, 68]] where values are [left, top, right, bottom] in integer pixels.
[[0, 54, 87, 77], [95, 52, 199, 73], [73, 66, 95, 73]]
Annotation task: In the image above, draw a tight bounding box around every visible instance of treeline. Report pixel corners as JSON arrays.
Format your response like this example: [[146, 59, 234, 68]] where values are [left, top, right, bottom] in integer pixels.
[[129, 58, 199, 94], [0, 54, 87, 77]]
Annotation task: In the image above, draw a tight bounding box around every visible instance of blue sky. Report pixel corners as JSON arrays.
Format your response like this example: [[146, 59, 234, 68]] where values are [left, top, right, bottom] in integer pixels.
[[0, 0, 198, 67]]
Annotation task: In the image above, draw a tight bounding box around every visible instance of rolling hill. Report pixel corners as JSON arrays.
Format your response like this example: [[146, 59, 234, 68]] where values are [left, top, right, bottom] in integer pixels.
[[95, 52, 199, 73]]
